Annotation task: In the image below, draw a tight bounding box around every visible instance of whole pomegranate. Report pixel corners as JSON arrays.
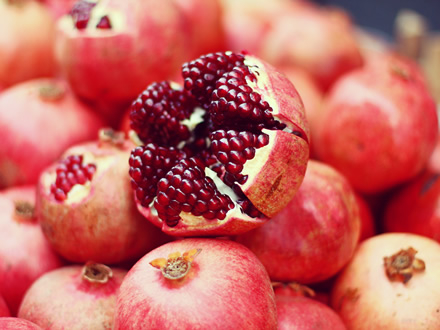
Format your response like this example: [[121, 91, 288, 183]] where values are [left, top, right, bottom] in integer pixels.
[[36, 129, 170, 264], [128, 51, 310, 236], [235, 160, 360, 284], [314, 52, 438, 193], [258, 1, 363, 91], [0, 78, 104, 188], [114, 238, 277, 329], [276, 295, 346, 330], [0, 294, 10, 317], [331, 233, 440, 329], [384, 170, 440, 241], [18, 263, 126, 330], [0, 0, 57, 88], [0, 186, 64, 316], [0, 318, 43, 330], [55, 0, 188, 123]]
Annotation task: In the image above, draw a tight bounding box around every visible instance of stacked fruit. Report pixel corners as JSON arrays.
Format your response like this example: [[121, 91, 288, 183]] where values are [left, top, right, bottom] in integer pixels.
[[1, 0, 440, 329]]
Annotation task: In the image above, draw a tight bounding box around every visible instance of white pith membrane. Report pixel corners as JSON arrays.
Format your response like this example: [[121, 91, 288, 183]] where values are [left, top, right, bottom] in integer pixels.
[[43, 149, 114, 205], [137, 56, 305, 228], [58, 0, 126, 36]]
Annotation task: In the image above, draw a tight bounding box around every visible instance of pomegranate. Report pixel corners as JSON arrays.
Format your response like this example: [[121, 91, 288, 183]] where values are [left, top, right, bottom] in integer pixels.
[[272, 281, 330, 306], [276, 295, 346, 330], [258, 1, 363, 91], [355, 193, 376, 241], [55, 0, 188, 124], [0, 187, 63, 316], [114, 238, 277, 329], [18, 263, 126, 329], [427, 134, 440, 173], [128, 51, 310, 236], [0, 318, 43, 330], [0, 78, 104, 188], [0, 294, 10, 317], [384, 170, 440, 242], [0, 0, 57, 88], [331, 233, 440, 329], [36, 129, 170, 264], [235, 160, 360, 283], [314, 52, 438, 193]]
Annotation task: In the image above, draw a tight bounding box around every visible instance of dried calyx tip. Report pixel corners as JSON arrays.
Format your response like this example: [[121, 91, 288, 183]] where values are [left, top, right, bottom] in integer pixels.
[[14, 200, 35, 221], [99, 128, 125, 147], [150, 248, 202, 280], [38, 83, 65, 101], [383, 247, 425, 284], [82, 262, 113, 284]]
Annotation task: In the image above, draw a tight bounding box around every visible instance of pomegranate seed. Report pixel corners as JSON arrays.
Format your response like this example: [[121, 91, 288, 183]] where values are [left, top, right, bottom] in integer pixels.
[[96, 15, 112, 29]]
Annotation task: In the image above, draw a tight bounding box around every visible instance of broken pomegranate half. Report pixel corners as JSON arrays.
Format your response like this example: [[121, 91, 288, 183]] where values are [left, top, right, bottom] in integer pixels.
[[128, 51, 310, 236]]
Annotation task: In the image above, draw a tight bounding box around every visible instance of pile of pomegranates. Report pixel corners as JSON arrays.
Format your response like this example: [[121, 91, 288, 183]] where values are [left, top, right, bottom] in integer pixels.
[[1, 0, 440, 328]]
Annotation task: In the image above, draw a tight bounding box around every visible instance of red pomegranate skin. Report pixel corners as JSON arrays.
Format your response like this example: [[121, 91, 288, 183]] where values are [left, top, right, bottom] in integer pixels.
[[0, 78, 105, 188], [0, 187, 64, 316], [331, 233, 440, 329], [235, 160, 360, 284], [18, 264, 126, 330], [276, 295, 346, 330], [0, 318, 43, 330], [258, 1, 363, 91], [313, 52, 438, 193], [0, 1, 57, 89], [55, 0, 188, 123], [384, 170, 440, 242], [0, 294, 10, 317], [355, 193, 376, 241], [36, 136, 170, 264], [114, 238, 277, 329]]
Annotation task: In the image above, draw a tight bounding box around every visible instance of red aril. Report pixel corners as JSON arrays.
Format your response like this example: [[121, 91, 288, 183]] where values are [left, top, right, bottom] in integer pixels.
[[129, 51, 310, 236], [235, 160, 360, 284], [314, 52, 438, 193], [36, 129, 170, 264], [0, 78, 104, 188], [384, 170, 440, 241], [0, 186, 63, 316], [114, 238, 277, 329], [331, 233, 440, 329], [55, 0, 188, 124], [18, 263, 126, 329], [0, 0, 57, 88], [276, 295, 346, 330], [0, 318, 42, 330]]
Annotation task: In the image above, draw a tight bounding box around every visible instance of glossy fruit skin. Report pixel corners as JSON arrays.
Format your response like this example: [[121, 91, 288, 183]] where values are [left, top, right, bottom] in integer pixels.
[[0, 318, 43, 330], [0, 78, 104, 189], [0, 1, 57, 89], [384, 170, 440, 241], [0, 186, 64, 316], [236, 160, 360, 284], [276, 296, 346, 330], [55, 0, 188, 123], [36, 138, 170, 264], [314, 52, 438, 193], [18, 264, 126, 330], [331, 233, 440, 329], [114, 238, 277, 329]]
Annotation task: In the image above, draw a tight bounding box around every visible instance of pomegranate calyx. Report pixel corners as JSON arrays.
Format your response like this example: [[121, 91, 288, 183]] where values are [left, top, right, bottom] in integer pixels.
[[383, 247, 425, 283], [150, 248, 201, 280], [99, 128, 125, 148], [13, 200, 35, 223], [390, 63, 411, 81], [82, 262, 113, 284]]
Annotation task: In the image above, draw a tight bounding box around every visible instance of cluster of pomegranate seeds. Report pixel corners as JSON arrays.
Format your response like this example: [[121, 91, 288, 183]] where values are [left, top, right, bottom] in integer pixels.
[[70, 0, 112, 30], [182, 52, 247, 107], [129, 144, 186, 207], [154, 158, 234, 227], [50, 155, 96, 201], [130, 81, 198, 146]]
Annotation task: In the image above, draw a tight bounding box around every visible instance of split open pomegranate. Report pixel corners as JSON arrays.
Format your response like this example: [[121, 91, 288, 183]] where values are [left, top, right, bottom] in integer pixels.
[[128, 51, 310, 236]]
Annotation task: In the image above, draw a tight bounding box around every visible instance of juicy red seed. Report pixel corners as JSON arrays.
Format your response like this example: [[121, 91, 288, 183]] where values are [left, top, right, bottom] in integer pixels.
[[153, 157, 233, 226], [129, 144, 186, 207], [130, 81, 198, 147], [96, 15, 112, 29], [50, 154, 96, 202], [70, 0, 97, 30]]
